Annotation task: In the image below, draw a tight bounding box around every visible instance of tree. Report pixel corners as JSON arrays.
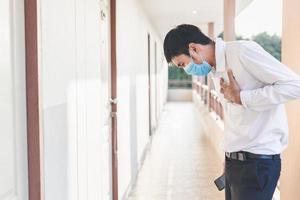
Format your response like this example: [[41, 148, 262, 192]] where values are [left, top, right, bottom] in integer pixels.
[[168, 65, 191, 80], [218, 31, 281, 61], [252, 32, 281, 61], [168, 65, 192, 89]]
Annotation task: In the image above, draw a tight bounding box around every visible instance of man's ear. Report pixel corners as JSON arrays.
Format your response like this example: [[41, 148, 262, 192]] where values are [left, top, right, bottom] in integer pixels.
[[188, 43, 201, 53], [188, 43, 197, 51]]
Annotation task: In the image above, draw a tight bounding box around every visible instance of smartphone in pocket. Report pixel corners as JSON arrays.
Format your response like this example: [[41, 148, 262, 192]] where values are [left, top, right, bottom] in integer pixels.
[[214, 174, 225, 191]]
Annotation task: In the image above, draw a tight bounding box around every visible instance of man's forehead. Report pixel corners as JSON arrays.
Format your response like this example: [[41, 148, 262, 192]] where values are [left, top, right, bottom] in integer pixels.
[[172, 54, 188, 63], [176, 54, 191, 62], [171, 57, 179, 66]]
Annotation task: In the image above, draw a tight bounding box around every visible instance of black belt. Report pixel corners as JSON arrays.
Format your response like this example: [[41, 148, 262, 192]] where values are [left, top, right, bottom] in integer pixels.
[[225, 151, 280, 161]]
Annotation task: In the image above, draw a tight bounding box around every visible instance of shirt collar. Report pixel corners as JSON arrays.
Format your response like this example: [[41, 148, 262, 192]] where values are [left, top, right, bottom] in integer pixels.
[[214, 37, 226, 73]]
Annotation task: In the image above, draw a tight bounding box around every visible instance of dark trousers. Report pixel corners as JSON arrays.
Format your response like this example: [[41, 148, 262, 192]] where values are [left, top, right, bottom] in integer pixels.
[[225, 157, 281, 200]]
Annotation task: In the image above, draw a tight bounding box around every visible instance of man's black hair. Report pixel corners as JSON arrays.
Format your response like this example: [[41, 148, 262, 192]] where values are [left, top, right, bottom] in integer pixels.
[[163, 24, 213, 63]]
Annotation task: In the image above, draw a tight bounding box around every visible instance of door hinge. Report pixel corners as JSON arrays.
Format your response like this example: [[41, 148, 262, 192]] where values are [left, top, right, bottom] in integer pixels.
[[110, 98, 118, 105], [111, 111, 117, 118]]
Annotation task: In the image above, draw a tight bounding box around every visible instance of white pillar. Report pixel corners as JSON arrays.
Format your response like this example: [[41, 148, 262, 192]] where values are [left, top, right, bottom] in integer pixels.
[[281, 0, 300, 199], [223, 0, 235, 41]]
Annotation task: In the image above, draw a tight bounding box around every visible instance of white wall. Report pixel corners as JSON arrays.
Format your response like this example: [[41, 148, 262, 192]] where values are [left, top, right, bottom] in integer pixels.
[[0, 0, 28, 199], [116, 0, 168, 198]]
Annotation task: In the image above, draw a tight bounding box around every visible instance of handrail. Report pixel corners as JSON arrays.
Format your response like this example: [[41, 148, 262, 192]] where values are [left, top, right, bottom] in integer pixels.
[[193, 81, 224, 121], [209, 89, 224, 120]]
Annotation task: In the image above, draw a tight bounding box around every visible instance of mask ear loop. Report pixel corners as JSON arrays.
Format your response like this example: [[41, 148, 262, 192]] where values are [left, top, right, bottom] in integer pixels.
[[186, 50, 194, 67], [189, 48, 204, 64], [199, 52, 205, 63], [188, 50, 194, 65]]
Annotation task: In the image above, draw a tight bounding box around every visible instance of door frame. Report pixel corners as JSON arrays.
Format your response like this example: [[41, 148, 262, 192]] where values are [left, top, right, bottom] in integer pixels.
[[147, 33, 152, 137], [24, 0, 42, 199], [110, 0, 119, 199], [154, 41, 158, 124]]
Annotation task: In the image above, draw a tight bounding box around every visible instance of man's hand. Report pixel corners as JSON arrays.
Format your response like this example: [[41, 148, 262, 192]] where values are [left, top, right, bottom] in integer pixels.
[[220, 69, 242, 105]]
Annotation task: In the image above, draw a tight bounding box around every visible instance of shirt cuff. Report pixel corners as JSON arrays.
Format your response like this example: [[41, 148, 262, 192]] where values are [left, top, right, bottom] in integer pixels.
[[240, 90, 252, 108]]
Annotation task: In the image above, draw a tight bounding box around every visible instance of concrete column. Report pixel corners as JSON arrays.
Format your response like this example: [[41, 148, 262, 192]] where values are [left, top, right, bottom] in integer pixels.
[[281, 0, 300, 199], [207, 22, 215, 40], [207, 22, 215, 110], [223, 0, 235, 41]]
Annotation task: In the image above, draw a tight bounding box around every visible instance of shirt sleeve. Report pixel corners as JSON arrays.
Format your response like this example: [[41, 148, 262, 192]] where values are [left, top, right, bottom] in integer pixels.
[[239, 41, 300, 112]]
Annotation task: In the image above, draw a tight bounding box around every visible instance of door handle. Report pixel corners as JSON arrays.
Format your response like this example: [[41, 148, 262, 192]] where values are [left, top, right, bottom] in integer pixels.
[[100, 10, 106, 20]]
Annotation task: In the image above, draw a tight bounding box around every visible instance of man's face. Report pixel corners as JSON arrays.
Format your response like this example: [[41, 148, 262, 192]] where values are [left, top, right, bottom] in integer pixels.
[[171, 54, 191, 68], [171, 43, 206, 68]]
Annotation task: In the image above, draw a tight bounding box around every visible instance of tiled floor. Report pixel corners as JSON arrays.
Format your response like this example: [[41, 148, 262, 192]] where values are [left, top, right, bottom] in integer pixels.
[[128, 102, 224, 200]]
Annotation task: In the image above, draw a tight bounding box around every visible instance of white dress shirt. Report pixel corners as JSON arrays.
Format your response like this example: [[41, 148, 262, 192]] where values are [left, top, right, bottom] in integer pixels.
[[211, 38, 300, 155]]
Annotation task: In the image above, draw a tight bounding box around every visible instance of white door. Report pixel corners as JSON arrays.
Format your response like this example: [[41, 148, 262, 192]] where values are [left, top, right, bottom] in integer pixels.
[[77, 0, 112, 199], [0, 0, 28, 200], [98, 0, 113, 199], [37, 0, 112, 199]]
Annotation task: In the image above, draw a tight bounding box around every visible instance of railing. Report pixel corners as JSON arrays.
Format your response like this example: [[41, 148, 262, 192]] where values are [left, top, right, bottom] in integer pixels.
[[209, 90, 224, 120], [169, 80, 192, 89], [193, 82, 208, 104], [193, 81, 224, 121]]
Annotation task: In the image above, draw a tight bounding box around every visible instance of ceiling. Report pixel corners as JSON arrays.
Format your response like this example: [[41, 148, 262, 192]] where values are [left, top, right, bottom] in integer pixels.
[[139, 0, 254, 39]]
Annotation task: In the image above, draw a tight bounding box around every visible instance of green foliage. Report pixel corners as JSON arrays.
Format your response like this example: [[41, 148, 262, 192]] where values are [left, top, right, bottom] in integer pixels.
[[168, 65, 192, 80], [252, 32, 281, 61], [218, 31, 281, 61], [218, 32, 224, 39], [168, 65, 192, 89], [236, 35, 249, 41]]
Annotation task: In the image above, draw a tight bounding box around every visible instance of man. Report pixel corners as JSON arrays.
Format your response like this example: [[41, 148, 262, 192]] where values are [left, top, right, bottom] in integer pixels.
[[163, 24, 300, 200]]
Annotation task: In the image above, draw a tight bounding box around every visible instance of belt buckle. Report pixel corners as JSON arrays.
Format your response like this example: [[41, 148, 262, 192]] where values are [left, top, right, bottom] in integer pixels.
[[238, 152, 246, 161], [225, 152, 231, 158]]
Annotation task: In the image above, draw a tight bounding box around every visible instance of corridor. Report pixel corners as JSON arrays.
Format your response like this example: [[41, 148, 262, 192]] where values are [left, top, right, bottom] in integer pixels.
[[4, 0, 300, 199], [128, 102, 224, 200]]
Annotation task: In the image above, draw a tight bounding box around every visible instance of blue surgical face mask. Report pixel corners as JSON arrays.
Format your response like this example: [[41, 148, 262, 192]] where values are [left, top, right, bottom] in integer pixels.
[[183, 54, 212, 76]]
